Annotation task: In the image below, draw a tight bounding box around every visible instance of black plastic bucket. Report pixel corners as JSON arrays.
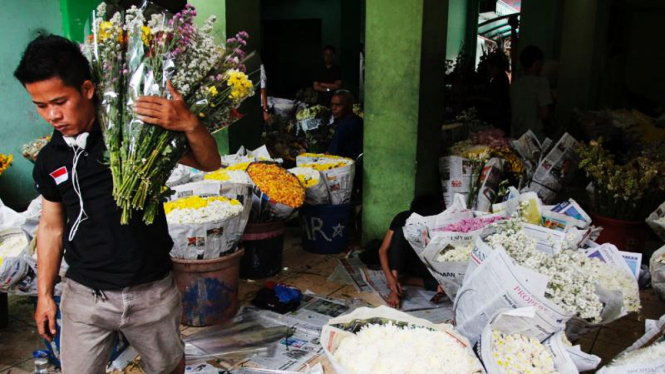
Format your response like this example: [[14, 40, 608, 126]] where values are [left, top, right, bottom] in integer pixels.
[[239, 221, 285, 279]]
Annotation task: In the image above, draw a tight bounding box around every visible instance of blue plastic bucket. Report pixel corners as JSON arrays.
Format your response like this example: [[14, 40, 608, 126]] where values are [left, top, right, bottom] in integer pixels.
[[31, 296, 129, 368], [299, 203, 354, 254]]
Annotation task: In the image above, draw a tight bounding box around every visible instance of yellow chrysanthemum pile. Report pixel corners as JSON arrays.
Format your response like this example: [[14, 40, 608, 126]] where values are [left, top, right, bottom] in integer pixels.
[[226, 162, 251, 171], [226, 69, 254, 102], [164, 195, 240, 215]]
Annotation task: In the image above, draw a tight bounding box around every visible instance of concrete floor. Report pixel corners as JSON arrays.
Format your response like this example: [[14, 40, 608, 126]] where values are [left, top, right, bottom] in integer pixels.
[[1, 227, 664, 373]]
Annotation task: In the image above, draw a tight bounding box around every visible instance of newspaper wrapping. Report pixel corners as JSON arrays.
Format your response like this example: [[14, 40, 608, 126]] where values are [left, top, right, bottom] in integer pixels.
[[440, 156, 473, 209], [403, 194, 473, 254], [168, 181, 252, 259], [510, 130, 543, 178], [320, 306, 484, 374], [454, 242, 573, 345], [288, 167, 330, 205], [475, 157, 506, 212], [646, 201, 665, 242], [524, 133, 579, 204], [296, 155, 356, 205], [478, 308, 599, 374], [420, 230, 488, 301], [650, 245, 665, 302]]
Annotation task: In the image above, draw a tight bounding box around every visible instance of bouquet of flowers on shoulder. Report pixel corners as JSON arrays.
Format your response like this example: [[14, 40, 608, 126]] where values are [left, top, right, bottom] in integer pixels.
[[321, 306, 483, 374], [21, 136, 50, 163], [442, 127, 524, 212], [293, 153, 355, 205], [295, 105, 334, 152], [83, 2, 255, 225]]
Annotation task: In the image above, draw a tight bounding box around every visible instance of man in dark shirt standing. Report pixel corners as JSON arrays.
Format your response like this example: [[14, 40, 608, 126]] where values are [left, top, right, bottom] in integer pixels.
[[14, 35, 221, 374], [327, 90, 363, 160], [313, 45, 343, 106]]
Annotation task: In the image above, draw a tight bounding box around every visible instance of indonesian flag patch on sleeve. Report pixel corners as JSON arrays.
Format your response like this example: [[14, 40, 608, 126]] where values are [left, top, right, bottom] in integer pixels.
[[50, 166, 69, 185]]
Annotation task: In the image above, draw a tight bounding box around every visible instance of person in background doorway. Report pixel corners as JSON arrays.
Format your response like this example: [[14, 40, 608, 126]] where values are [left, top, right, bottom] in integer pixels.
[[378, 194, 445, 309], [260, 63, 269, 122], [510, 45, 553, 141], [486, 51, 511, 136], [313, 45, 343, 106], [327, 90, 363, 161]]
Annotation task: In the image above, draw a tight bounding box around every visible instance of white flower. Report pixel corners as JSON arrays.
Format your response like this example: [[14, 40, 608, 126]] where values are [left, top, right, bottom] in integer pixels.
[[436, 242, 474, 262], [333, 323, 482, 374], [608, 341, 665, 367], [166, 198, 243, 224], [491, 331, 559, 374]]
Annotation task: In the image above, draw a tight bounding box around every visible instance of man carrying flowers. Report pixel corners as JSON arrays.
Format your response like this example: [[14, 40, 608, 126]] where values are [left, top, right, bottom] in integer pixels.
[[14, 35, 221, 374]]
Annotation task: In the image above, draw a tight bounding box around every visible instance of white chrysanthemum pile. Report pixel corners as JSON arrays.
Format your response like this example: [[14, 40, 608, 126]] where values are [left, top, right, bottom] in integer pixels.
[[436, 242, 474, 262], [165, 196, 243, 224], [609, 341, 665, 367], [484, 218, 642, 323], [204, 169, 251, 184], [333, 323, 482, 374], [491, 331, 559, 374]]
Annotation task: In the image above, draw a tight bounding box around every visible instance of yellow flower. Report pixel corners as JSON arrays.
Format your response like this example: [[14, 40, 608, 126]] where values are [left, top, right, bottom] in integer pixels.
[[226, 162, 251, 171], [199, 113, 205, 118], [164, 195, 239, 215], [204, 170, 231, 181], [302, 161, 348, 171], [247, 163, 305, 208], [141, 26, 153, 46], [0, 153, 12, 176], [207, 86, 219, 97], [226, 70, 254, 102]]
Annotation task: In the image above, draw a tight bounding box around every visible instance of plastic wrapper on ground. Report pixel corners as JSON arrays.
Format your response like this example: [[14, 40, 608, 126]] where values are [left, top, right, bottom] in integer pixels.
[[184, 313, 293, 364]]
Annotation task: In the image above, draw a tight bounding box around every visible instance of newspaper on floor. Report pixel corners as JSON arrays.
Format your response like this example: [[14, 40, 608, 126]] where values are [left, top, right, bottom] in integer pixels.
[[524, 133, 579, 204], [336, 258, 441, 311]]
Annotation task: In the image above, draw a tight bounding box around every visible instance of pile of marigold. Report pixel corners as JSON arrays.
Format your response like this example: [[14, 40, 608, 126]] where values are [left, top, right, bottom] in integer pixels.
[[247, 163, 305, 208]]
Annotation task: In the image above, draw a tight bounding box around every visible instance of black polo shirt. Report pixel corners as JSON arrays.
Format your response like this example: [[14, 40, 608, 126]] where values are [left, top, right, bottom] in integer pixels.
[[33, 121, 173, 290]]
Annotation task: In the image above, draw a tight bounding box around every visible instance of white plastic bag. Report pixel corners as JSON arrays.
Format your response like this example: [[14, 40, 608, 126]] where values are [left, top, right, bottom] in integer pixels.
[[646, 201, 665, 242], [0, 227, 30, 291], [20, 196, 42, 241], [0, 198, 24, 231], [650, 245, 665, 303], [288, 167, 330, 205]]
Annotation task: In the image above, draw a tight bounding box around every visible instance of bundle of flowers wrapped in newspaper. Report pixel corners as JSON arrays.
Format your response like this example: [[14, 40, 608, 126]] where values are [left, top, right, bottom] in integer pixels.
[[0, 153, 12, 177], [204, 169, 251, 184], [165, 181, 251, 259], [296, 153, 355, 205], [288, 167, 329, 205], [246, 162, 305, 221], [478, 308, 600, 374], [295, 106, 335, 151], [21, 136, 50, 163], [83, 3, 255, 225], [597, 342, 665, 374], [650, 245, 665, 302], [321, 306, 483, 374]]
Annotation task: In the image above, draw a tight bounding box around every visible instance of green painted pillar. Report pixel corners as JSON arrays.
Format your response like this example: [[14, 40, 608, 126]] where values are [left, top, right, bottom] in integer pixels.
[[190, 0, 229, 155], [60, 0, 99, 42], [362, 0, 447, 242], [226, 0, 263, 154]]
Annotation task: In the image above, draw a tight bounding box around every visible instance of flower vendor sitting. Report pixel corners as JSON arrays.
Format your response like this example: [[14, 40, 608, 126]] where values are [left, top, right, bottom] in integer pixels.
[[327, 90, 363, 161], [378, 194, 444, 308]]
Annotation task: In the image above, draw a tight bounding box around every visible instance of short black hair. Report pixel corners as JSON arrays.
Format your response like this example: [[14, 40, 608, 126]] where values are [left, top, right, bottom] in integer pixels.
[[333, 89, 355, 105], [323, 45, 336, 54], [519, 45, 544, 69], [410, 193, 442, 216], [14, 34, 92, 89]]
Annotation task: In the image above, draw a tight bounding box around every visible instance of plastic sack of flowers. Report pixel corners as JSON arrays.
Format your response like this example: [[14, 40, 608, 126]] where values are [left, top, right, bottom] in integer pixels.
[[646, 201, 665, 242], [478, 308, 599, 374], [650, 245, 665, 302], [165, 181, 251, 259], [21, 136, 50, 163], [596, 341, 665, 374], [321, 306, 484, 374], [297, 154, 355, 205], [84, 3, 255, 225], [289, 167, 330, 205], [0, 227, 31, 292], [246, 162, 305, 222]]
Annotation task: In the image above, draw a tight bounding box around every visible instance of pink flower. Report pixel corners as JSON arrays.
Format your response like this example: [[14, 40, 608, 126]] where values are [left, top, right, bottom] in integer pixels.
[[438, 216, 506, 233]]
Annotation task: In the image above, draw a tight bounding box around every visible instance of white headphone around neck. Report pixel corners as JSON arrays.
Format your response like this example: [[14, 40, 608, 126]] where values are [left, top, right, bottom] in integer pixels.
[[63, 133, 89, 150]]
